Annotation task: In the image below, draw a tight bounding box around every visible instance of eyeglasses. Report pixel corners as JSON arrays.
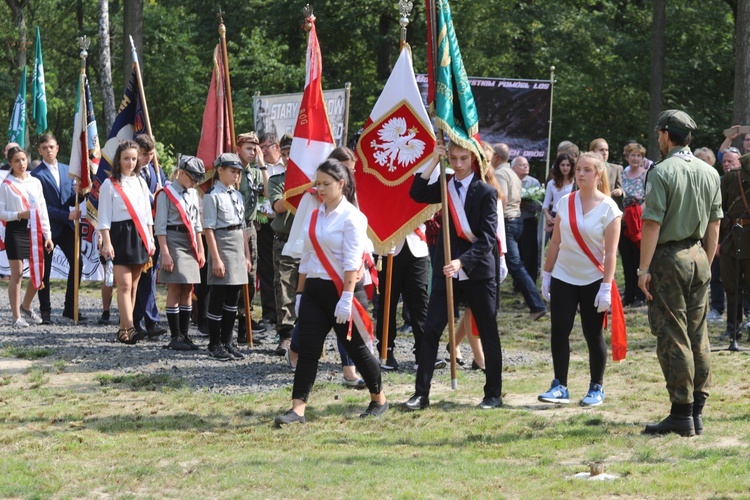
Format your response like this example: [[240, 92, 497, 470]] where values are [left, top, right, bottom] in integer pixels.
[[260, 143, 277, 151], [725, 147, 741, 155]]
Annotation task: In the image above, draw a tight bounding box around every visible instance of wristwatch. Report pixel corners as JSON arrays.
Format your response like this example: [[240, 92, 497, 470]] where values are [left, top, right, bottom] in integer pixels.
[[637, 268, 649, 277]]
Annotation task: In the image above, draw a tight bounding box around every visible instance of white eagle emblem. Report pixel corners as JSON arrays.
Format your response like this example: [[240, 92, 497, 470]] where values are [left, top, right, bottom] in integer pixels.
[[370, 117, 426, 172]]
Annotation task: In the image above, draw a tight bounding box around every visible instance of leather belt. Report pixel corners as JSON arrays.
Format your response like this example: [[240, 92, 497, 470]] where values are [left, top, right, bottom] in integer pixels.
[[732, 218, 750, 227], [215, 224, 243, 232], [166, 225, 189, 233]]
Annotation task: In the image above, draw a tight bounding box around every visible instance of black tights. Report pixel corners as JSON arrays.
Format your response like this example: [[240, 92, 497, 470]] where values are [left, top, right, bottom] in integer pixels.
[[207, 284, 242, 347], [549, 277, 607, 387]]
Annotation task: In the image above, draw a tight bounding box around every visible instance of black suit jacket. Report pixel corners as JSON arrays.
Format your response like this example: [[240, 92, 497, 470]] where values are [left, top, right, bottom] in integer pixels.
[[410, 174, 498, 281]]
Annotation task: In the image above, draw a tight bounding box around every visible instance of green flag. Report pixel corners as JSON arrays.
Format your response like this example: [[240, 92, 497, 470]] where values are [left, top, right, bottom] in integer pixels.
[[32, 26, 47, 135], [426, 0, 483, 163], [7, 66, 27, 148]]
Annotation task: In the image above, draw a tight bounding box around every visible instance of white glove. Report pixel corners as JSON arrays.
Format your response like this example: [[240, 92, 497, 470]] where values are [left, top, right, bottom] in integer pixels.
[[542, 271, 551, 302], [498, 256, 508, 283], [295, 293, 302, 317], [334, 291, 354, 324], [594, 282, 612, 313]]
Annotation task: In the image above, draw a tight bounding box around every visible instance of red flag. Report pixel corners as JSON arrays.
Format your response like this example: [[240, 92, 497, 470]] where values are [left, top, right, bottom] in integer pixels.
[[283, 15, 336, 211], [355, 45, 437, 254], [196, 44, 232, 182], [69, 72, 101, 194]]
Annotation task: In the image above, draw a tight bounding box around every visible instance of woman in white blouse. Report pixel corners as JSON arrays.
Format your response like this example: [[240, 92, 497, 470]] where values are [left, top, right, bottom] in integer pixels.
[[539, 152, 622, 407], [0, 147, 53, 328], [275, 159, 388, 426], [542, 153, 575, 241], [98, 140, 154, 344]]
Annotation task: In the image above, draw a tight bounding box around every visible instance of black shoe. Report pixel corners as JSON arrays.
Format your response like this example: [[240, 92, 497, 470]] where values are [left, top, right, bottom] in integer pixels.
[[196, 322, 210, 337], [446, 344, 465, 366], [146, 323, 168, 337], [183, 336, 199, 350], [631, 299, 645, 308], [63, 311, 87, 322], [478, 396, 502, 409], [207, 344, 232, 361], [166, 336, 193, 351], [471, 360, 486, 373], [643, 415, 695, 437], [274, 409, 305, 427], [397, 323, 412, 334], [434, 359, 447, 369], [694, 415, 704, 435], [98, 311, 111, 325], [360, 400, 389, 418], [224, 342, 245, 360], [380, 351, 399, 371], [274, 338, 291, 356], [41, 312, 52, 325], [251, 320, 267, 334], [403, 394, 430, 411]]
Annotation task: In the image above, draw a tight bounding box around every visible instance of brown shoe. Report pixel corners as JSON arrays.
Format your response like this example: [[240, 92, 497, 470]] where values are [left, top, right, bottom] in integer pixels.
[[529, 310, 547, 321]]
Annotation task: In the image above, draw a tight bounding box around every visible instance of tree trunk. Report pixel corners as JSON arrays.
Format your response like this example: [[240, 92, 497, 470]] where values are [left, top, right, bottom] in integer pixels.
[[77, 0, 84, 33], [733, 0, 750, 125], [376, 13, 393, 80], [5, 0, 30, 68], [123, 0, 143, 90], [647, 0, 666, 161], [99, 0, 116, 132]]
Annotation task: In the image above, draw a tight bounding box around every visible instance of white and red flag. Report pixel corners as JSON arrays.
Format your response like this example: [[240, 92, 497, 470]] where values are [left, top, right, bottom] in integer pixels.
[[69, 72, 101, 195], [355, 45, 437, 254], [283, 14, 336, 211]]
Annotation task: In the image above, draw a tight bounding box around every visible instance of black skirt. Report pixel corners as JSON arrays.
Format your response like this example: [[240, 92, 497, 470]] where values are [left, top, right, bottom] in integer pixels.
[[4, 220, 30, 260], [110, 220, 149, 265]]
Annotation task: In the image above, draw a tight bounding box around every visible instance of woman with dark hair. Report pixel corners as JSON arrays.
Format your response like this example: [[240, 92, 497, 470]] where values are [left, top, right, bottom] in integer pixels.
[[0, 147, 54, 328], [98, 140, 155, 344], [275, 158, 387, 425], [542, 153, 575, 241]]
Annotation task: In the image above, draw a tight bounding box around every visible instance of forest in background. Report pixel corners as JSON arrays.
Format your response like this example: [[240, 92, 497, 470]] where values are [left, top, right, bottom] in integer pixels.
[[0, 0, 743, 172]]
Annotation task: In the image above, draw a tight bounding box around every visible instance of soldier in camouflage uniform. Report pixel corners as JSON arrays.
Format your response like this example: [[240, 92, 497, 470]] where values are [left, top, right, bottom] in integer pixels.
[[639, 110, 722, 437], [719, 153, 750, 341]]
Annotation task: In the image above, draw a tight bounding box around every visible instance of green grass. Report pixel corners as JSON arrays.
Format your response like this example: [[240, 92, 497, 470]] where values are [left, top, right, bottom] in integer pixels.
[[1, 346, 55, 359], [95, 373, 187, 391]]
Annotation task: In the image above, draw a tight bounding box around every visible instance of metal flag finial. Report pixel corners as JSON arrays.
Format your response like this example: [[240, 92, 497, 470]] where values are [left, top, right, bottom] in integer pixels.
[[303, 4, 315, 32], [399, 0, 413, 27], [77, 35, 90, 59]]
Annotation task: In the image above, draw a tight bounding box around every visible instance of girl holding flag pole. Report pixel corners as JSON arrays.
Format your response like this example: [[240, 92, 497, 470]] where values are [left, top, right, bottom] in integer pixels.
[[275, 158, 388, 426], [0, 147, 53, 328], [98, 140, 155, 345]]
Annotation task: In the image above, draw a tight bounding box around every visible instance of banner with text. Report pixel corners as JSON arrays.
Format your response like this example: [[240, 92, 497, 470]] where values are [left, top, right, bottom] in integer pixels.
[[253, 88, 349, 147], [416, 74, 552, 162]]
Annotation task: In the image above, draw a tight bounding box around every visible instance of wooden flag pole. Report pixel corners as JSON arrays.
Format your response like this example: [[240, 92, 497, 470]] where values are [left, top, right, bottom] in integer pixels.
[[218, 17, 253, 347]]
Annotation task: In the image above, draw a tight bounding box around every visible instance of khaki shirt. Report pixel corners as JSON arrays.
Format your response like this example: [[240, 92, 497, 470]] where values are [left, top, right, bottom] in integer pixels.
[[268, 172, 294, 234], [642, 146, 722, 244], [494, 164, 522, 219], [239, 164, 264, 223]]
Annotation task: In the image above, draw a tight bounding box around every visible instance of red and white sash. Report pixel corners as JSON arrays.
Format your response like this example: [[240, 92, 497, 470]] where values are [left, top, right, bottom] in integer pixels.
[[157, 184, 199, 261], [110, 177, 154, 256], [446, 177, 506, 254], [3, 179, 45, 290], [567, 192, 627, 361], [308, 208, 375, 352]]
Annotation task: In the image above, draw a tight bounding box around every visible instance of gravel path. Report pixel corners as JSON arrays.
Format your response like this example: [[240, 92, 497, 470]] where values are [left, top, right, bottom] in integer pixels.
[[0, 290, 545, 395]]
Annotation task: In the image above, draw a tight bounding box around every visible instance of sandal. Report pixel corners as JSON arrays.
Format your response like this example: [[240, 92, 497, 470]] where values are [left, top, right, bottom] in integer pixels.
[[117, 328, 133, 344], [128, 327, 146, 344]]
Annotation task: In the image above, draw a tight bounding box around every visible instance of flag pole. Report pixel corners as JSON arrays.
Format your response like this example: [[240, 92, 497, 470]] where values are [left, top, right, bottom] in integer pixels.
[[129, 36, 164, 185], [218, 17, 253, 347], [380, 1, 414, 367], [427, 0, 458, 390], [71, 36, 91, 325]]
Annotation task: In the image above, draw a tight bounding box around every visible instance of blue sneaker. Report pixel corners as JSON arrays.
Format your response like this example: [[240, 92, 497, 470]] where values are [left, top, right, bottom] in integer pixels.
[[580, 383, 605, 407], [538, 379, 570, 404]]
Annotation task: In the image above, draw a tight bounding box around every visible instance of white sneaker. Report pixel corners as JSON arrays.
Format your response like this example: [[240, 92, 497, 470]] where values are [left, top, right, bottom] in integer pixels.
[[707, 309, 723, 322], [12, 317, 29, 329], [20, 306, 43, 325]]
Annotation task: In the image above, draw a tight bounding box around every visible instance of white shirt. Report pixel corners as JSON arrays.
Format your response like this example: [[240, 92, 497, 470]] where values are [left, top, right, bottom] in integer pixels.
[[298, 197, 368, 280], [542, 180, 573, 215], [552, 194, 621, 286], [97, 175, 154, 230], [0, 174, 52, 238], [266, 159, 286, 177], [453, 174, 473, 206], [391, 225, 429, 258], [45, 161, 61, 190]]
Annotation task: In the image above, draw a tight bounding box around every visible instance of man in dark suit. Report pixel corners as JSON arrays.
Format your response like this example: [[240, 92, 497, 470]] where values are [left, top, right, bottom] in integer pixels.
[[31, 134, 84, 323], [132, 134, 167, 337], [404, 141, 503, 410]]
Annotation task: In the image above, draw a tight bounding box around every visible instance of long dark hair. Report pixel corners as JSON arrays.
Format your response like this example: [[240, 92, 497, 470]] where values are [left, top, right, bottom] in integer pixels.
[[317, 158, 357, 205], [111, 140, 141, 182], [551, 153, 575, 188], [328, 146, 356, 164], [6, 147, 27, 178]]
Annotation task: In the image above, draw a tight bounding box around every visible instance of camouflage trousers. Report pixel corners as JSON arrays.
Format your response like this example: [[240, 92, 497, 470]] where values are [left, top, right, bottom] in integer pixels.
[[648, 239, 712, 404], [273, 235, 299, 339]]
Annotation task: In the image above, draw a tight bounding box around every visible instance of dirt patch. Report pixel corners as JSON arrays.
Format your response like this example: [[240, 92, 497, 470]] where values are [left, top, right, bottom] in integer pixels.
[[0, 357, 32, 374]]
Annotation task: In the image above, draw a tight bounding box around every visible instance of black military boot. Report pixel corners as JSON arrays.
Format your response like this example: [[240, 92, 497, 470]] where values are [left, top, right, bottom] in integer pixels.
[[693, 394, 707, 436], [644, 403, 695, 437]]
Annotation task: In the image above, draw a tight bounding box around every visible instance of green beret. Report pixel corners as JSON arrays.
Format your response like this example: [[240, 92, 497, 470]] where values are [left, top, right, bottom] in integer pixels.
[[654, 110, 697, 133]]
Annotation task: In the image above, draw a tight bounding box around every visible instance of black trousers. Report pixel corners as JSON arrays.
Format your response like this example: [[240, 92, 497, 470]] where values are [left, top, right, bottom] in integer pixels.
[[375, 245, 429, 359], [518, 217, 540, 283], [416, 276, 502, 399], [293, 278, 382, 401], [39, 225, 80, 315], [618, 234, 645, 304], [257, 222, 276, 322], [549, 277, 607, 387]]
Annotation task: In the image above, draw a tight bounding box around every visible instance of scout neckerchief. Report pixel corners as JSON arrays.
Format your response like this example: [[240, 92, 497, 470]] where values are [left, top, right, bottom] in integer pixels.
[[3, 178, 45, 290], [308, 206, 374, 352], [446, 175, 506, 254], [567, 192, 627, 361], [157, 184, 199, 261], [110, 176, 154, 256]]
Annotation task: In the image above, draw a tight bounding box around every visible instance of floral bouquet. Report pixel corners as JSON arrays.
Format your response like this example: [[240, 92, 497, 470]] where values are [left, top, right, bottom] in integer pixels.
[[521, 185, 545, 214]]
